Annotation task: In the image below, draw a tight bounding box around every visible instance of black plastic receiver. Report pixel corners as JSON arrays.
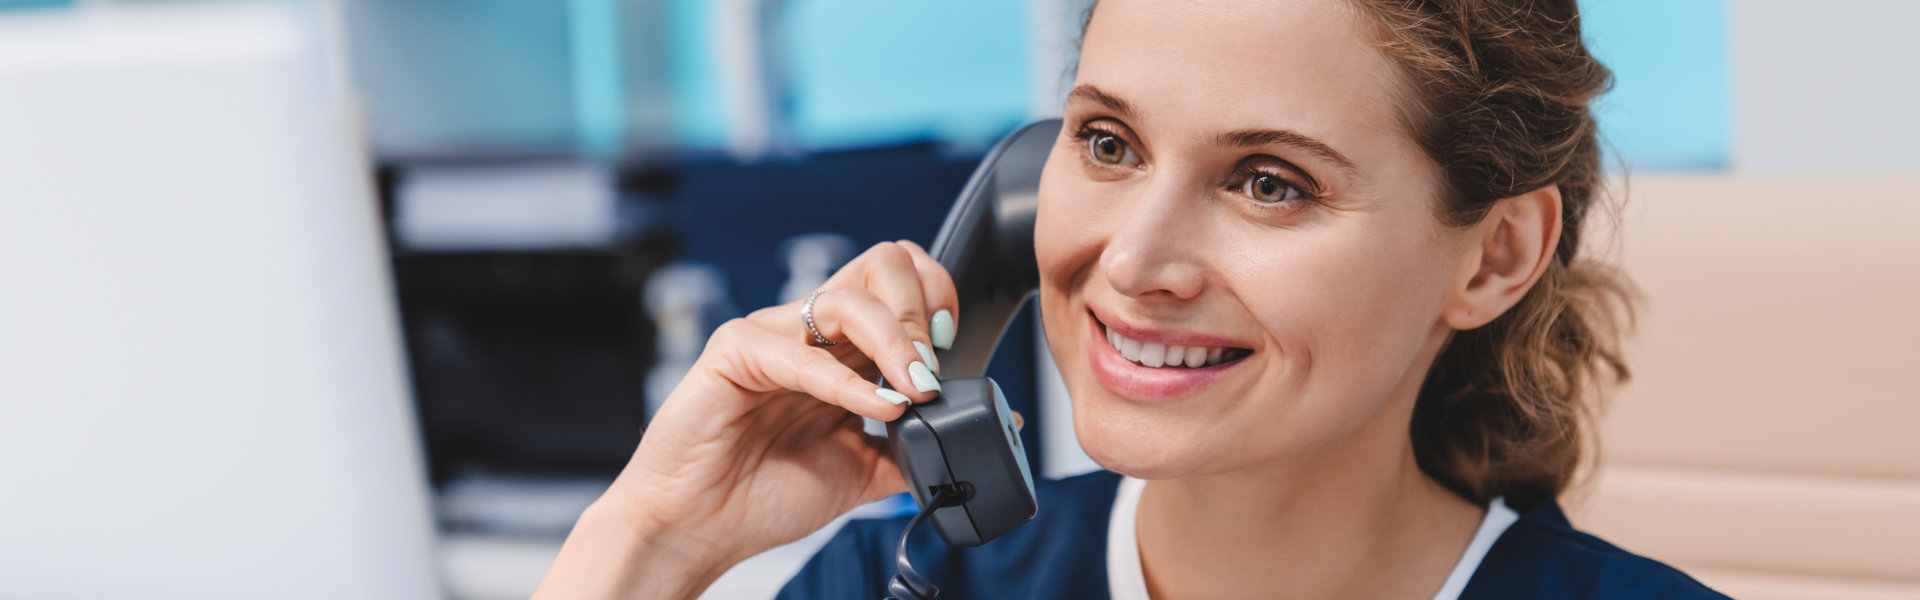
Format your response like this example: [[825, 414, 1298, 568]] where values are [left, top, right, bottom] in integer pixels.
[[882, 119, 1059, 548], [887, 379, 1035, 547]]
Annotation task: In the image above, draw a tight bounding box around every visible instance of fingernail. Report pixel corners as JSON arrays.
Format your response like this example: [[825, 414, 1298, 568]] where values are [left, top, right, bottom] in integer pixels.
[[914, 341, 939, 374], [931, 310, 956, 350], [907, 361, 941, 394], [876, 388, 911, 405]]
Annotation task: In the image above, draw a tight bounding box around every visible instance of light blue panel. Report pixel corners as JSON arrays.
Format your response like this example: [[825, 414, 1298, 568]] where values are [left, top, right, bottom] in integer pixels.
[[666, 0, 1031, 152], [570, 0, 626, 157], [1582, 0, 1730, 171], [666, 0, 730, 149], [344, 0, 577, 152], [0, 0, 69, 9], [785, 0, 1030, 150]]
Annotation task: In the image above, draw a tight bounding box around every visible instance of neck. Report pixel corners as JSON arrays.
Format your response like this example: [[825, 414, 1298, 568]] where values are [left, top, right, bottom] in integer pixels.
[[1133, 363, 1484, 599]]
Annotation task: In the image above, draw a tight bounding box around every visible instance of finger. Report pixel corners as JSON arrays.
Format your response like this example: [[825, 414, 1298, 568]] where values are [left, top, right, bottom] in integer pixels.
[[710, 319, 911, 422], [806, 288, 943, 402], [893, 240, 961, 351], [1011, 411, 1024, 431], [852, 242, 939, 373]]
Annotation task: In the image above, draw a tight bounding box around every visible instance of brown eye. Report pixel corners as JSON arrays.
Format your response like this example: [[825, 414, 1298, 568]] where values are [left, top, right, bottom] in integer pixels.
[[1088, 133, 1133, 165], [1246, 173, 1302, 203]]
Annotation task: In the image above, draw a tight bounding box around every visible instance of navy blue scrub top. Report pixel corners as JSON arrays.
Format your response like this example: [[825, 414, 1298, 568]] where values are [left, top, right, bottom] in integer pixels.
[[777, 471, 1730, 600]]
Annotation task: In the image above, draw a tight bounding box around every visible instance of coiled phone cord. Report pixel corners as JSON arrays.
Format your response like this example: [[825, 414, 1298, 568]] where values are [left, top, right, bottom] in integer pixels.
[[885, 485, 968, 600]]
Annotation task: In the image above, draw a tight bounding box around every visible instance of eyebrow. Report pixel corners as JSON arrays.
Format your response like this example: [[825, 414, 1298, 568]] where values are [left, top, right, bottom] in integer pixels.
[[1066, 83, 1359, 175], [1216, 128, 1358, 174], [1066, 84, 1136, 118]]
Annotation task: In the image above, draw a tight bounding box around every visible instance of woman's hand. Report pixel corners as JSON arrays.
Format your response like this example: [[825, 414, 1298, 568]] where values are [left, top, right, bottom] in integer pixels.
[[535, 241, 959, 600]]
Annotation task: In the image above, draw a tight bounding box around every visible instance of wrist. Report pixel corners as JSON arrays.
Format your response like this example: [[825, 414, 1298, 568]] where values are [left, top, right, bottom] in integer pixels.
[[595, 498, 737, 590], [537, 499, 733, 600]]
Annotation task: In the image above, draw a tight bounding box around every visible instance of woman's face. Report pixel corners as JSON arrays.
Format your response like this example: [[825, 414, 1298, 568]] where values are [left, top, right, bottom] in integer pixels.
[[1036, 0, 1470, 479]]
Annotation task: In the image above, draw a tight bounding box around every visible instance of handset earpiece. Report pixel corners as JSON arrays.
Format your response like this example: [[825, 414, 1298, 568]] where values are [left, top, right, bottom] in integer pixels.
[[883, 119, 1061, 552]]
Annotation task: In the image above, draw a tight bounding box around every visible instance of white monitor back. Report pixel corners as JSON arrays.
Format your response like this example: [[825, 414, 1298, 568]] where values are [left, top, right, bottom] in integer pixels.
[[0, 4, 438, 598]]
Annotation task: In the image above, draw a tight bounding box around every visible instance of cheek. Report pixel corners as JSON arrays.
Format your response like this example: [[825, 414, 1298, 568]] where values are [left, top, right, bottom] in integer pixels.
[[1035, 147, 1106, 303], [1247, 217, 1455, 407], [1035, 148, 1094, 368]]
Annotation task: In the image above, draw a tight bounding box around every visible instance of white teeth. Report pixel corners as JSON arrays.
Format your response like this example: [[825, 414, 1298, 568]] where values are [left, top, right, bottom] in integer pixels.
[[1184, 345, 1207, 367], [1139, 342, 1166, 368], [1103, 325, 1239, 369]]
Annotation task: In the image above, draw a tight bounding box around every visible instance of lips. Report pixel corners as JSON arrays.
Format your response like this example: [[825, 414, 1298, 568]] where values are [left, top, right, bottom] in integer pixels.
[[1083, 309, 1251, 401]]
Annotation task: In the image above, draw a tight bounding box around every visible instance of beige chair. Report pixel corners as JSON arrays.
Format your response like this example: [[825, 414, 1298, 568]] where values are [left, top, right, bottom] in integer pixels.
[[1563, 176, 1920, 599]]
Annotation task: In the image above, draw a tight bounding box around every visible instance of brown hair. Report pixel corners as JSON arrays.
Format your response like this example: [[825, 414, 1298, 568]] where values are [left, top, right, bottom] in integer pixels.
[[1353, 0, 1634, 508]]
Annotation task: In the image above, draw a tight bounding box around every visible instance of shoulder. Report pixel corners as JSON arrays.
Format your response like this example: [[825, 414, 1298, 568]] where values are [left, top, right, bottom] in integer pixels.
[[776, 470, 1123, 600], [1464, 499, 1731, 600]]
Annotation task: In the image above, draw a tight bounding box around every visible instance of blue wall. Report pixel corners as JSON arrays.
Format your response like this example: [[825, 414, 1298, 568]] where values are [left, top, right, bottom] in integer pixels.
[[0, 0, 70, 9], [666, 0, 1032, 151], [1583, 0, 1729, 170], [340, 0, 1731, 170], [663, 0, 1729, 168]]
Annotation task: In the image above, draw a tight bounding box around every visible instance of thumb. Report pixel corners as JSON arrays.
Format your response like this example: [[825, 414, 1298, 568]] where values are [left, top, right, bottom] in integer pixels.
[[860, 435, 909, 503]]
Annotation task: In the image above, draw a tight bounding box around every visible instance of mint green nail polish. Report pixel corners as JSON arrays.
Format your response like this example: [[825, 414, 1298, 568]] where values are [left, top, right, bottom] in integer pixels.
[[908, 361, 941, 393], [931, 309, 956, 350], [914, 340, 939, 374], [876, 388, 911, 405]]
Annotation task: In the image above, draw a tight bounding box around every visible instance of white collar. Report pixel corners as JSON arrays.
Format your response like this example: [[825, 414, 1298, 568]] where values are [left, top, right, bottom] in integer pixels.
[[1104, 476, 1520, 600]]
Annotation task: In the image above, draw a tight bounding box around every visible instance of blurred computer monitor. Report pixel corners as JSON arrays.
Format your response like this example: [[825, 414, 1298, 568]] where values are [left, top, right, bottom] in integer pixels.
[[0, 4, 438, 598]]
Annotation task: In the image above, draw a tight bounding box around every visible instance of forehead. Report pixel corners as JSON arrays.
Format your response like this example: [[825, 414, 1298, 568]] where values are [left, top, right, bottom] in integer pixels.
[[1076, 0, 1409, 157]]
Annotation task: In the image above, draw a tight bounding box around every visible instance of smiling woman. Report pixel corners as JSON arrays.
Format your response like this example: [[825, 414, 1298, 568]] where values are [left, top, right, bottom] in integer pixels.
[[535, 1, 1730, 599]]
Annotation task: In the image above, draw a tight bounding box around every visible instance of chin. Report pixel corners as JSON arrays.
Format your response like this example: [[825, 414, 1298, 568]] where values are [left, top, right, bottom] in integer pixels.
[[1067, 390, 1220, 481]]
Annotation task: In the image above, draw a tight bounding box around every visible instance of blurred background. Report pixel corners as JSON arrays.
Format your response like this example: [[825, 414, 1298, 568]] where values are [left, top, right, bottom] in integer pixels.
[[0, 0, 1912, 598]]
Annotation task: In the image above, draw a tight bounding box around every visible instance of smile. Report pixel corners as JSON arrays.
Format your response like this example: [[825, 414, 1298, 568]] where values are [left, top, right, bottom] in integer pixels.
[[1103, 325, 1251, 369], [1085, 310, 1252, 401]]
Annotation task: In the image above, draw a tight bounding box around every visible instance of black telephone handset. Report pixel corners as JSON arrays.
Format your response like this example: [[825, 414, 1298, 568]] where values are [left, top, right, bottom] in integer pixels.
[[878, 119, 1061, 599]]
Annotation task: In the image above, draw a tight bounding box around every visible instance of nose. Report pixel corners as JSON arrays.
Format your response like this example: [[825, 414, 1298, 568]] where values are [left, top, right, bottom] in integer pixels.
[[1099, 180, 1207, 301]]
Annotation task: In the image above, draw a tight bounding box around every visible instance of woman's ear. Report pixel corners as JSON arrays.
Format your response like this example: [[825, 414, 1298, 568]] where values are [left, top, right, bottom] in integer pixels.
[[1444, 185, 1563, 330]]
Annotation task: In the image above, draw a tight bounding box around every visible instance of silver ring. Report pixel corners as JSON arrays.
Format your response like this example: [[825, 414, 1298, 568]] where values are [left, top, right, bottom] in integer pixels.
[[801, 289, 836, 346]]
